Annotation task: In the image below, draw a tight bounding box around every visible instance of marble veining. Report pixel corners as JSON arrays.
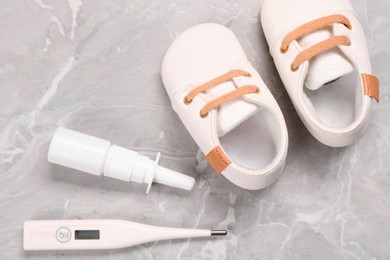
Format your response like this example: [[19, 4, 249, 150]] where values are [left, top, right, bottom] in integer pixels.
[[0, 0, 389, 259]]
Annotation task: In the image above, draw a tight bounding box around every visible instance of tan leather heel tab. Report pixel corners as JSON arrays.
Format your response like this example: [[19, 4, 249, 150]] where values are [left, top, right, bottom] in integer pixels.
[[362, 74, 379, 102], [205, 146, 231, 174]]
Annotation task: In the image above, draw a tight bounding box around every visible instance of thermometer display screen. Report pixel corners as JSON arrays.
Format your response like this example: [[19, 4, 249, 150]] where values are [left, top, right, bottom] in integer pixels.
[[75, 230, 100, 240]]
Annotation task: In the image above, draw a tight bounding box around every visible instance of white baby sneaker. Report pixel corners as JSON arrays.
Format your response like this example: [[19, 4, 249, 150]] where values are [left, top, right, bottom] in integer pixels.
[[261, 0, 379, 147], [162, 23, 288, 190]]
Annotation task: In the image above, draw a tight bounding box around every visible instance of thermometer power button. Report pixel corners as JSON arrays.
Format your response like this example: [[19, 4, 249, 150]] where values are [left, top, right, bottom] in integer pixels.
[[56, 227, 71, 243]]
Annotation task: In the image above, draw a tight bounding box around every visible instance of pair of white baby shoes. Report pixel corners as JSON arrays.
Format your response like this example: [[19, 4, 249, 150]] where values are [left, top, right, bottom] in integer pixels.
[[161, 0, 380, 190]]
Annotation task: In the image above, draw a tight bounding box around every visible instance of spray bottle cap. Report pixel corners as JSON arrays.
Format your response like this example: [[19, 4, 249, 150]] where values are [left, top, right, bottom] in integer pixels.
[[48, 127, 195, 193]]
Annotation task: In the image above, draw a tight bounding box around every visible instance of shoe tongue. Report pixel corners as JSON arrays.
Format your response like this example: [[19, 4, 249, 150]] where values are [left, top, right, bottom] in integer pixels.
[[206, 79, 259, 137], [300, 29, 354, 90]]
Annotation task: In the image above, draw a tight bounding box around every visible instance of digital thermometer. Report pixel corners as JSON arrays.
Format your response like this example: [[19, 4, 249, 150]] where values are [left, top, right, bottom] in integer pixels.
[[24, 219, 227, 251]]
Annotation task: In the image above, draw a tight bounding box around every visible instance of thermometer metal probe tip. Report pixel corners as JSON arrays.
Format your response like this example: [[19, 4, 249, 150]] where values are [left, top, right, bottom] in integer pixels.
[[211, 230, 228, 236]]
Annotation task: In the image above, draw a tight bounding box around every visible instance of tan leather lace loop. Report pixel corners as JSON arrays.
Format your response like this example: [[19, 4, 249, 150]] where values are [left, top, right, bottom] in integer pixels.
[[200, 85, 259, 117], [281, 14, 352, 72], [281, 15, 352, 53], [184, 69, 260, 118], [291, 36, 351, 71]]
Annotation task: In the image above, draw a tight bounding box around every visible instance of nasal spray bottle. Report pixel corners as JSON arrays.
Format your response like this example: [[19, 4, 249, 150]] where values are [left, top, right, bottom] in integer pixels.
[[48, 127, 195, 193]]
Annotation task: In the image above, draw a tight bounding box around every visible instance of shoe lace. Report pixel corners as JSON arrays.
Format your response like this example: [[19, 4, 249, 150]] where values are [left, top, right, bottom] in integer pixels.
[[280, 14, 352, 71], [183, 69, 260, 118]]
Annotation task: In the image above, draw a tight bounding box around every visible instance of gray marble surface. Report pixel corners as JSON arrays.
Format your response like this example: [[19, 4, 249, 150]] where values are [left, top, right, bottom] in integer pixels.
[[1, 0, 389, 259]]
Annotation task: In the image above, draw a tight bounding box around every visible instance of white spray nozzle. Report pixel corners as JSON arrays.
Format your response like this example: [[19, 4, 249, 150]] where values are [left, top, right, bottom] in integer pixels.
[[48, 127, 195, 193]]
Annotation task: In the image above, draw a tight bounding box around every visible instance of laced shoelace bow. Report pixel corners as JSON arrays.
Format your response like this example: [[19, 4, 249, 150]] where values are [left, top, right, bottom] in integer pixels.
[[184, 70, 260, 118], [280, 14, 352, 71]]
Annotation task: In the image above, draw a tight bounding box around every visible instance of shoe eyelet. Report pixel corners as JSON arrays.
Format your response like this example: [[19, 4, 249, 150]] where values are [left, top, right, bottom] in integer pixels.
[[290, 64, 298, 72], [200, 111, 208, 118], [183, 96, 192, 105], [280, 46, 288, 54]]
